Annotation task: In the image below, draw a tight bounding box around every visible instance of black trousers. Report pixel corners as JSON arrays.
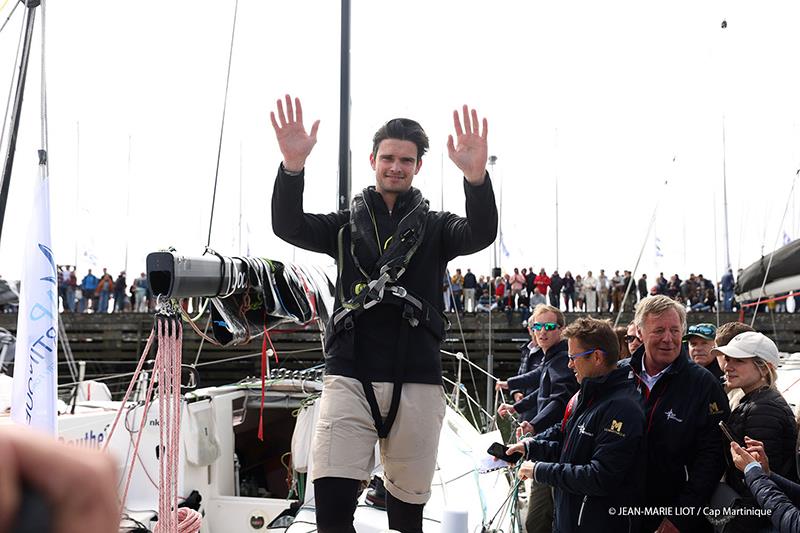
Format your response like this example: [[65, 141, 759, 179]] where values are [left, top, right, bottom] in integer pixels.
[[314, 477, 424, 533]]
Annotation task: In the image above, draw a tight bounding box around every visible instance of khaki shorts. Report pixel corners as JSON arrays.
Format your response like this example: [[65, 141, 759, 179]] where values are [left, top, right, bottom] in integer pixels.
[[311, 375, 446, 504]]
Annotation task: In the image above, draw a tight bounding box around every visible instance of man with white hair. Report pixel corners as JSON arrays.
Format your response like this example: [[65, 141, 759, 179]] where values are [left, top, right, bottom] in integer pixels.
[[625, 295, 730, 533]]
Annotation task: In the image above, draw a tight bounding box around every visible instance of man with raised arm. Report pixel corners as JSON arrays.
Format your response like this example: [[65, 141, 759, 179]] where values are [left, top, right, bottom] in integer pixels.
[[270, 95, 497, 533]]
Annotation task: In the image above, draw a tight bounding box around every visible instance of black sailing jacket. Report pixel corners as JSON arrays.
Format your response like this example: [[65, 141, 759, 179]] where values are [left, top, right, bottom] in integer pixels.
[[272, 165, 497, 384], [509, 340, 578, 430], [624, 345, 730, 532], [523, 367, 646, 533]]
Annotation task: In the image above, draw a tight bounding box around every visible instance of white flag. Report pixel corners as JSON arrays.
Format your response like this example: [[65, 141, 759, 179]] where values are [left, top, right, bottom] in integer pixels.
[[11, 168, 58, 434]]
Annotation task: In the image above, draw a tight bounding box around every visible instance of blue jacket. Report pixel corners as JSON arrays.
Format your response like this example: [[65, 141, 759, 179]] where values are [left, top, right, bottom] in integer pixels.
[[81, 274, 98, 292], [509, 340, 578, 431], [523, 367, 646, 533], [745, 465, 800, 533], [625, 346, 730, 532]]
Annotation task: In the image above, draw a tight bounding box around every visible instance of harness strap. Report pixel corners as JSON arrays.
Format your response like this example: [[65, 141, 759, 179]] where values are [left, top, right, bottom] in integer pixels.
[[331, 287, 447, 339], [356, 305, 414, 438]]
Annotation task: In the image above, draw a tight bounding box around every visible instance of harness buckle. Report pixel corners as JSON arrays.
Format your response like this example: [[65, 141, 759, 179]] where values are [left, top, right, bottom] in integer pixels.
[[343, 316, 354, 331], [390, 286, 408, 299], [363, 272, 391, 309]]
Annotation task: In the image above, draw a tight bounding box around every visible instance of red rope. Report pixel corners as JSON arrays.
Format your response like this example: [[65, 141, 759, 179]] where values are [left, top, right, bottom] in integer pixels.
[[258, 325, 267, 441]]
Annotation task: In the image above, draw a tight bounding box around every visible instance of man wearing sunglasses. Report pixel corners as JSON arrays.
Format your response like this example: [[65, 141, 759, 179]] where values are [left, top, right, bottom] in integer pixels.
[[625, 321, 642, 355], [507, 317, 646, 533], [496, 319, 542, 418], [497, 304, 577, 533]]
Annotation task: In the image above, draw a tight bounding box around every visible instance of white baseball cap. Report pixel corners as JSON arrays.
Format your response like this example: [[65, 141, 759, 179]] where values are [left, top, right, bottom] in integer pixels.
[[711, 331, 780, 367]]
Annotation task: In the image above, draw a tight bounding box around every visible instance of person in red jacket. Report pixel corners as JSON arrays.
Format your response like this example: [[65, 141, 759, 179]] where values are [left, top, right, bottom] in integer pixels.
[[534, 268, 551, 296]]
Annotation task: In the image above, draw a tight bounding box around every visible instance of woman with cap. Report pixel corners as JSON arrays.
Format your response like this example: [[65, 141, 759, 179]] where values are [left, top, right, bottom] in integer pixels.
[[712, 331, 799, 531]]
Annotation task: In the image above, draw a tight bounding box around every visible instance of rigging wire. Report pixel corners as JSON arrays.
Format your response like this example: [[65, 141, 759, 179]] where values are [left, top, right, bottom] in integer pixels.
[[613, 177, 670, 328], [713, 193, 720, 327], [749, 171, 799, 327], [445, 268, 481, 428], [205, 0, 239, 249], [39, 0, 47, 154], [0, 0, 19, 35], [0, 6, 25, 157], [192, 312, 212, 366], [56, 347, 323, 390]]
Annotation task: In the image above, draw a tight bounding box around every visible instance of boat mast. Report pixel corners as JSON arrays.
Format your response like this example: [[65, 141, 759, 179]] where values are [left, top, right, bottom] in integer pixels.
[[124, 134, 132, 274], [337, 0, 351, 211], [555, 128, 559, 271], [0, 0, 40, 244], [722, 117, 731, 271]]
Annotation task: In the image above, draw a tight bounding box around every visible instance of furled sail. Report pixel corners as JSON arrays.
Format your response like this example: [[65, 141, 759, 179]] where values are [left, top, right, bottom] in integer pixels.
[[147, 251, 335, 345], [735, 240, 800, 301]]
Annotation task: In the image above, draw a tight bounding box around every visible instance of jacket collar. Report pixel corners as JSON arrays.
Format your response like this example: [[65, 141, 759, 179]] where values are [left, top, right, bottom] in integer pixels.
[[580, 366, 631, 399], [542, 339, 568, 362], [365, 186, 419, 217]]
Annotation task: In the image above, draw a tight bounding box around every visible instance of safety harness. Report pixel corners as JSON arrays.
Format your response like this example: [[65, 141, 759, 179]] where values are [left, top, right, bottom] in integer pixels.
[[329, 187, 449, 438]]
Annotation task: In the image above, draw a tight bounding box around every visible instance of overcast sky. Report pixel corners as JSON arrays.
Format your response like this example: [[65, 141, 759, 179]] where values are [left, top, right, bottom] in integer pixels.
[[0, 0, 799, 287]]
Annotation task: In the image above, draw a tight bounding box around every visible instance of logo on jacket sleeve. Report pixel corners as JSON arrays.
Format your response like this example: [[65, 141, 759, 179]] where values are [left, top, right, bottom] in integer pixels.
[[709, 402, 721, 415], [604, 419, 626, 437]]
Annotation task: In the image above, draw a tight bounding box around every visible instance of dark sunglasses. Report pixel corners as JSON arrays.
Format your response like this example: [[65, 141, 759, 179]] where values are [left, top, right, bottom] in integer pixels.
[[531, 322, 559, 332], [625, 335, 639, 343]]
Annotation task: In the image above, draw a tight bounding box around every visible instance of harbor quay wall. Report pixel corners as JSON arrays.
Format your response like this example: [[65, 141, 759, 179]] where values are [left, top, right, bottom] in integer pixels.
[[0, 311, 798, 401]]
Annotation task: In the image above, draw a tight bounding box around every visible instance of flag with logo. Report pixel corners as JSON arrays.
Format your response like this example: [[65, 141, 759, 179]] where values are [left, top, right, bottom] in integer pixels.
[[11, 164, 58, 434]]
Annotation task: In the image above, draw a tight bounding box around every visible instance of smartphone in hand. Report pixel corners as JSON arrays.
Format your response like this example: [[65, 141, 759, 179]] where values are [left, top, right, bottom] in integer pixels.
[[719, 421, 744, 446], [487, 442, 523, 464]]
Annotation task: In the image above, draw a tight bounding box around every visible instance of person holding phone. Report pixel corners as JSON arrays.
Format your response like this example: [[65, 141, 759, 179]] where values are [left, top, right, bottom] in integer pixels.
[[730, 438, 800, 533], [506, 317, 645, 533], [712, 332, 798, 532], [496, 304, 577, 533]]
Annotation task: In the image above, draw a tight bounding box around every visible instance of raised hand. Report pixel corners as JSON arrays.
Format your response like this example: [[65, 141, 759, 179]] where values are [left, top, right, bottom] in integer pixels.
[[447, 105, 488, 185], [270, 94, 320, 172]]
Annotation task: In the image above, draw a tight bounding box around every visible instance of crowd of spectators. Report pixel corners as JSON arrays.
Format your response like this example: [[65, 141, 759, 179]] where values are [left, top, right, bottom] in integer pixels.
[[444, 266, 777, 317], [56, 266, 152, 313]]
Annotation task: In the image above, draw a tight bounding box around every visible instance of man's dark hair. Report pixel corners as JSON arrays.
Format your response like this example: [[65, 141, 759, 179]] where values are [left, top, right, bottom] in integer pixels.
[[372, 118, 429, 160], [562, 317, 620, 367], [715, 321, 755, 347]]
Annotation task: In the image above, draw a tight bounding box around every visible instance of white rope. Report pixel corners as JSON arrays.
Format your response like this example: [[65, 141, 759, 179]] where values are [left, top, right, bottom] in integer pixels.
[[442, 376, 494, 421], [441, 348, 498, 382]]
